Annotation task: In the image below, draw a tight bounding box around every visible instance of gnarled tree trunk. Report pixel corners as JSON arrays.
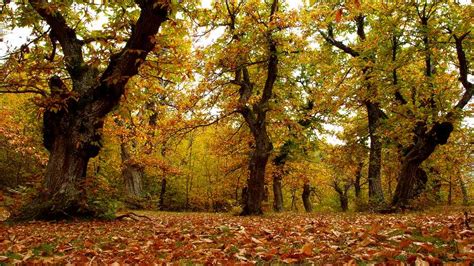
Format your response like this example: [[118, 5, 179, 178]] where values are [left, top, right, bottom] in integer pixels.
[[19, 0, 169, 220], [242, 129, 272, 215], [392, 122, 453, 207], [390, 11, 472, 210], [120, 142, 144, 198]]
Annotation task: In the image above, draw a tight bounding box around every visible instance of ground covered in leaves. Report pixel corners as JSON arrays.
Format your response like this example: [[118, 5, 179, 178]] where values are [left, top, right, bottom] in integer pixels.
[[1, 208, 473, 264]]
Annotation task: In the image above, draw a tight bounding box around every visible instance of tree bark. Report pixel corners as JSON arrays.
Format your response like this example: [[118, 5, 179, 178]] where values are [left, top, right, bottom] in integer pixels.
[[333, 180, 352, 212], [159, 177, 167, 210], [272, 141, 290, 212], [354, 162, 363, 198], [391, 17, 472, 210], [320, 16, 385, 206], [340, 194, 349, 212], [242, 131, 272, 215], [273, 173, 283, 212], [120, 142, 144, 198], [391, 122, 453, 207], [302, 183, 313, 212], [227, 0, 278, 215], [366, 101, 385, 204], [19, 0, 169, 220], [459, 175, 469, 206]]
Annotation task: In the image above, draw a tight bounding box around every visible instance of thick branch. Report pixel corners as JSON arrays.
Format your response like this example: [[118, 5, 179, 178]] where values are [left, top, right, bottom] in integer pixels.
[[94, 0, 170, 116], [29, 0, 86, 79], [453, 32, 473, 111], [355, 15, 365, 41], [260, 0, 278, 105]]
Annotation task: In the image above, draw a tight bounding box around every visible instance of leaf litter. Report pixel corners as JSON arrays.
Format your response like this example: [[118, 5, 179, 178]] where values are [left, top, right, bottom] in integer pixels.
[[0, 209, 473, 264]]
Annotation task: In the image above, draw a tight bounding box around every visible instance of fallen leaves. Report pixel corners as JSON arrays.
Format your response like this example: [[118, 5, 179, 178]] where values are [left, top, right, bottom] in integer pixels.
[[0, 209, 473, 264]]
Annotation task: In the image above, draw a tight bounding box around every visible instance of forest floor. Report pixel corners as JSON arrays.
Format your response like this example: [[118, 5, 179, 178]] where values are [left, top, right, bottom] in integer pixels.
[[1, 207, 473, 265]]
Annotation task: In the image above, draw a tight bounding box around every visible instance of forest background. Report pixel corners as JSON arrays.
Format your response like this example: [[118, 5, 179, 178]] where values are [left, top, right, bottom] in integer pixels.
[[0, 0, 472, 219]]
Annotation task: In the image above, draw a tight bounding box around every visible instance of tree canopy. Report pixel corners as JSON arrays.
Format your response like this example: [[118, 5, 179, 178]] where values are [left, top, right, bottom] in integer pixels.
[[0, 0, 472, 218]]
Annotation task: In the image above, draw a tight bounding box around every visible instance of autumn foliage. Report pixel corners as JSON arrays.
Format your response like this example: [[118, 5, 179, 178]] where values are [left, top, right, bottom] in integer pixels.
[[0, 0, 473, 264]]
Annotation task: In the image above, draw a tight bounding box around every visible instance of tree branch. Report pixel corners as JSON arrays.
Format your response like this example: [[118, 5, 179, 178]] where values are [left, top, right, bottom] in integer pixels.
[[29, 0, 86, 79], [94, 0, 170, 116], [319, 29, 360, 57], [260, 0, 278, 105], [453, 31, 473, 111]]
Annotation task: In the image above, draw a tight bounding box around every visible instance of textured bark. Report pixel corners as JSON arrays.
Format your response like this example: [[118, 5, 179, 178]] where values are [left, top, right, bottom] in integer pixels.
[[392, 122, 453, 207], [366, 102, 385, 204], [302, 183, 313, 212], [20, 0, 169, 220], [242, 132, 272, 215], [120, 143, 144, 198]]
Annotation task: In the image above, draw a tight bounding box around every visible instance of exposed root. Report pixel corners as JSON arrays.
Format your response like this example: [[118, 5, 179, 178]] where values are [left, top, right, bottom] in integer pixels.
[[115, 212, 152, 221]]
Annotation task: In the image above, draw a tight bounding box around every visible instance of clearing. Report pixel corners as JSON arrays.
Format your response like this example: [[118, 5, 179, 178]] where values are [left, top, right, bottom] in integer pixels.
[[1, 208, 473, 264]]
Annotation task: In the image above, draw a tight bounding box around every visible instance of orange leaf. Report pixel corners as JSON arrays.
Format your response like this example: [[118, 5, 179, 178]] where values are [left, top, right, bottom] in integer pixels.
[[301, 243, 313, 256], [399, 239, 412, 249], [354, 0, 361, 9], [335, 9, 343, 23]]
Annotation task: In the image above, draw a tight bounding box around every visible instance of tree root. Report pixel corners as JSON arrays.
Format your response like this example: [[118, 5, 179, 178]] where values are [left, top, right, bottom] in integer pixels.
[[115, 212, 152, 221]]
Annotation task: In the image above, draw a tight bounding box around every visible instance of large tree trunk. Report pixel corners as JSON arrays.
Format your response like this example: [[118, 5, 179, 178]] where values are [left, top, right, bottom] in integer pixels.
[[120, 142, 144, 197], [241, 131, 272, 215], [302, 183, 313, 212], [273, 174, 283, 212], [229, 0, 278, 215], [41, 133, 91, 218], [366, 102, 385, 204], [17, 0, 169, 220], [19, 102, 104, 219], [392, 122, 453, 208]]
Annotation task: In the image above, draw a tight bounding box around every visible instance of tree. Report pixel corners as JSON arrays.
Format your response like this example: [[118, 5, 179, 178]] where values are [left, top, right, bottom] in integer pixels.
[[389, 3, 472, 208], [196, 0, 299, 215], [315, 3, 385, 205], [1, 0, 171, 219]]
